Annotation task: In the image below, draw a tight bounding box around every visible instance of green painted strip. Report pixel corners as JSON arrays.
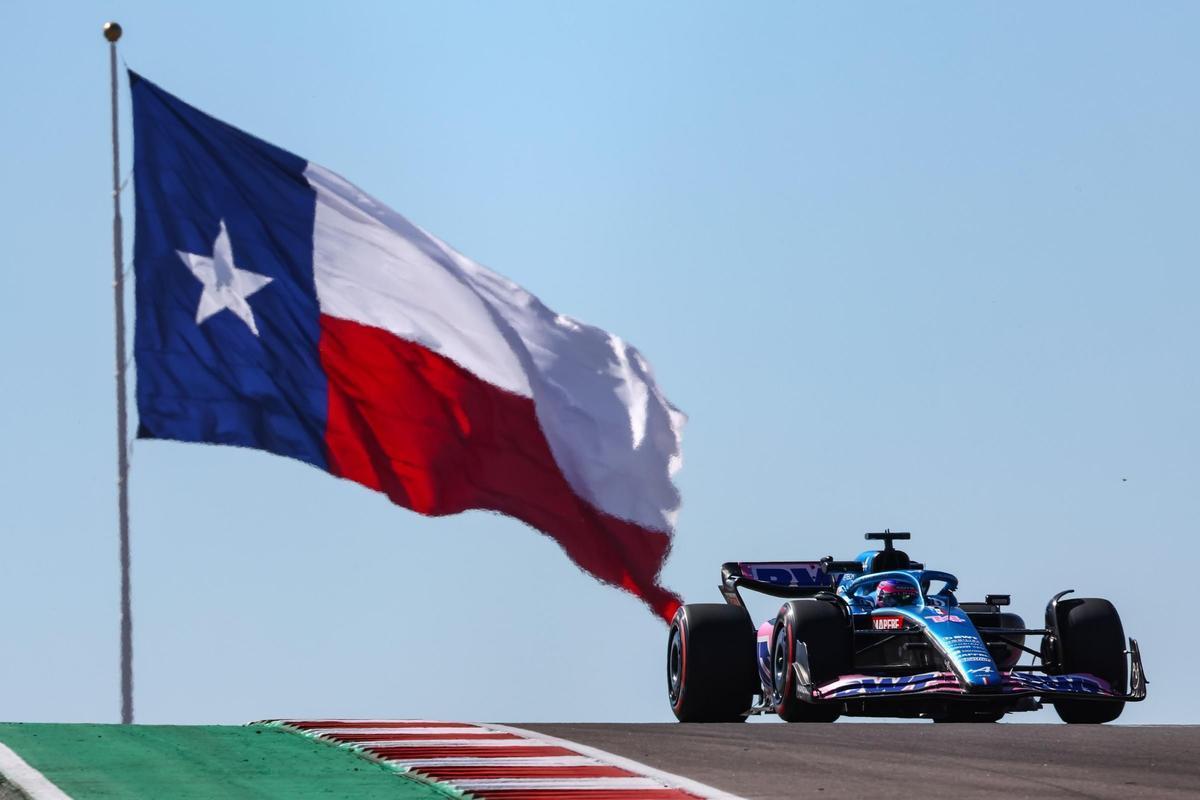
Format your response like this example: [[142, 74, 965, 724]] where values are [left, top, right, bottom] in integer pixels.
[[0, 723, 455, 800]]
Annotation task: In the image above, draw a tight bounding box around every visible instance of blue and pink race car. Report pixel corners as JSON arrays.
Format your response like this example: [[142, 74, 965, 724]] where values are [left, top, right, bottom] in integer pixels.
[[668, 530, 1147, 723]]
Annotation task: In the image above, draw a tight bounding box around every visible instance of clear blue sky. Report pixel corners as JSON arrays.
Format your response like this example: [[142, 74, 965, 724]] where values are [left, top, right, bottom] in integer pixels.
[[1, 2, 1196, 725]]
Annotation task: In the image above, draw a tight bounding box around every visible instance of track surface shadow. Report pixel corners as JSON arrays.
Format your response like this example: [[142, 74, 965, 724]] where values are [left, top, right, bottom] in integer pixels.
[[517, 723, 1199, 800]]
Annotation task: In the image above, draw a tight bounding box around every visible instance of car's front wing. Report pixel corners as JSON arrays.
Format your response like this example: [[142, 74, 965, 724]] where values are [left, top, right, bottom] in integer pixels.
[[809, 670, 1121, 701], [796, 637, 1146, 704]]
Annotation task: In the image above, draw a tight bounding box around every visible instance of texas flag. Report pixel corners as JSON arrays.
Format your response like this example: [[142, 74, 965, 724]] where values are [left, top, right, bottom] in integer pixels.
[[131, 73, 685, 620]]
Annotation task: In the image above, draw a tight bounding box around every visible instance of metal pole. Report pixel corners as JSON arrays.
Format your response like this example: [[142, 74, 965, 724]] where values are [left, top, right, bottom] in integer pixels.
[[104, 20, 133, 725]]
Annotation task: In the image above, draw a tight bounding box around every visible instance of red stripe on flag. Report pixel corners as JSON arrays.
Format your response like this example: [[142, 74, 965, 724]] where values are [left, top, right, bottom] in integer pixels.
[[318, 315, 681, 621]]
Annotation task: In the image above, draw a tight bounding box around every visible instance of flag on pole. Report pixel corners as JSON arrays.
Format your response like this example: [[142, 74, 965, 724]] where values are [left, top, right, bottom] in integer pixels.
[[130, 73, 685, 620]]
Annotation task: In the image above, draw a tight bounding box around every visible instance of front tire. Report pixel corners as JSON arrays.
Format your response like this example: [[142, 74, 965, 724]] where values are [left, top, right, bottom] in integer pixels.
[[668, 604, 756, 722], [1049, 597, 1127, 724], [772, 599, 851, 722]]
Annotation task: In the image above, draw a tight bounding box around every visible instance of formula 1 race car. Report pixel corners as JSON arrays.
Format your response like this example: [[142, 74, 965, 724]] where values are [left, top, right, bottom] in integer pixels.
[[667, 530, 1147, 723]]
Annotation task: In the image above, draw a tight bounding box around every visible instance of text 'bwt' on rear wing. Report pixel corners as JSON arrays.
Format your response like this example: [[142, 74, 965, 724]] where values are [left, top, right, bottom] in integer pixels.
[[719, 559, 864, 608]]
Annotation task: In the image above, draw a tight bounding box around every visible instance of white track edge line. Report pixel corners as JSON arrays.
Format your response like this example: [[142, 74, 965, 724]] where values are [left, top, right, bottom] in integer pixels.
[[484, 724, 748, 800], [0, 743, 73, 800]]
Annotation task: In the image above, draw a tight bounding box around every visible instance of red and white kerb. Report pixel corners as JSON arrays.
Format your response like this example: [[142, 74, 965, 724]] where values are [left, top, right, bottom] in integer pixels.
[[279, 720, 743, 800]]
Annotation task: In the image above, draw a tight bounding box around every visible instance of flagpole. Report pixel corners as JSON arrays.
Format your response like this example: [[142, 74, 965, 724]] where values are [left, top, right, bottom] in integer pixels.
[[104, 20, 134, 725]]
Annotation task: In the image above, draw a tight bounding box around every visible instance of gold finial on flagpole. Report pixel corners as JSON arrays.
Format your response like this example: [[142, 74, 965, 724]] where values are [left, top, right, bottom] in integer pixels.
[[103, 21, 123, 42]]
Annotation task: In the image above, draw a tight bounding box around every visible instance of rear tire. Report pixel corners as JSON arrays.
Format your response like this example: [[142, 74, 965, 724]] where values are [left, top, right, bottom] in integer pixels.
[[1049, 597, 1127, 724], [668, 604, 756, 722], [772, 599, 851, 723]]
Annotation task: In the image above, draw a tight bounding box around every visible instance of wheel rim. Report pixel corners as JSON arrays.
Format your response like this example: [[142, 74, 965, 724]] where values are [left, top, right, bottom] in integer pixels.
[[772, 628, 789, 704], [667, 625, 683, 705]]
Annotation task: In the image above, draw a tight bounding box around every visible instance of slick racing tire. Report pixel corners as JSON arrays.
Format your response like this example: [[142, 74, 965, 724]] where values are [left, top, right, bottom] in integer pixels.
[[1049, 597, 1127, 724], [668, 604, 756, 722], [772, 599, 851, 723]]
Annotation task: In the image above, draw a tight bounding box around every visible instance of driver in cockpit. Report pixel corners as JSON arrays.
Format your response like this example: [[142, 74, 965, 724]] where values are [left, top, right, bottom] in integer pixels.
[[875, 579, 919, 608]]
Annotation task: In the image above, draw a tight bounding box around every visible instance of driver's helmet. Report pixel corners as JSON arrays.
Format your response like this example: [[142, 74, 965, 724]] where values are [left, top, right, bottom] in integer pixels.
[[875, 579, 919, 608]]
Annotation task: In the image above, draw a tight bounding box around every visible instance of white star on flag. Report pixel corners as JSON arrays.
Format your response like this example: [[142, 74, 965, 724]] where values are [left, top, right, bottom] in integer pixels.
[[177, 219, 273, 336]]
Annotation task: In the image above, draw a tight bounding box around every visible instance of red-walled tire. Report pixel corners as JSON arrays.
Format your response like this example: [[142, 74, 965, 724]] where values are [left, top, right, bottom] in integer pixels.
[[668, 604, 756, 722], [772, 599, 851, 723]]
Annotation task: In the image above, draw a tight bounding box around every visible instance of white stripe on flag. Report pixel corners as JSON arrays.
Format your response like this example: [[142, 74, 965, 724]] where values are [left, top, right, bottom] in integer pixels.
[[307, 164, 531, 398], [304, 162, 685, 534]]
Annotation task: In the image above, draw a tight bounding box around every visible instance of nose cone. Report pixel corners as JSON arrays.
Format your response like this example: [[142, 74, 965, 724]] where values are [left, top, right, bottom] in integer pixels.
[[921, 607, 1000, 690]]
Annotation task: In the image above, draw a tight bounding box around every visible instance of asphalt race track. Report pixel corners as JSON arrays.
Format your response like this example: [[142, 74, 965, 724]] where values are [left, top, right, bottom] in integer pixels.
[[520, 723, 1199, 800]]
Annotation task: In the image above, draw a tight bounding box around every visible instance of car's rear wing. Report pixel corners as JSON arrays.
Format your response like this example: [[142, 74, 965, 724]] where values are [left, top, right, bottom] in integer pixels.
[[719, 559, 864, 608]]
